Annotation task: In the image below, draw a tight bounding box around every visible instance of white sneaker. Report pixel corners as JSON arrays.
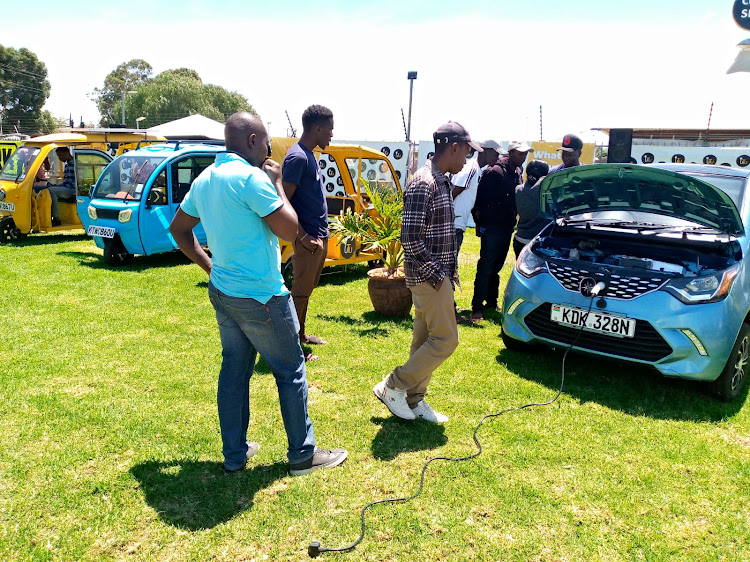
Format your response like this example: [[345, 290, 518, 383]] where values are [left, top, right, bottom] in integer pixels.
[[412, 400, 448, 423], [373, 379, 416, 420]]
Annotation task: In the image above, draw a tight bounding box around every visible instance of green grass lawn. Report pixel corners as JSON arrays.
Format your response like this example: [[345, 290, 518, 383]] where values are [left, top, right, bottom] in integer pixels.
[[1, 231, 749, 561]]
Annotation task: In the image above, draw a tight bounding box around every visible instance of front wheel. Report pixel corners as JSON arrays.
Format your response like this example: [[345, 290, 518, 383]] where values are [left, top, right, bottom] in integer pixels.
[[103, 237, 134, 266], [710, 322, 750, 402], [0, 217, 15, 243]]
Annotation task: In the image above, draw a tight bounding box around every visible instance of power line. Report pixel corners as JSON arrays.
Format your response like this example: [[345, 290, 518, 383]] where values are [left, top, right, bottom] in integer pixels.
[[0, 62, 48, 80]]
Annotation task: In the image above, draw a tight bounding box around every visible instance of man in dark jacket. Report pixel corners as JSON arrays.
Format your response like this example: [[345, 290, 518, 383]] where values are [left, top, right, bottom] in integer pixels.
[[470, 141, 532, 321]]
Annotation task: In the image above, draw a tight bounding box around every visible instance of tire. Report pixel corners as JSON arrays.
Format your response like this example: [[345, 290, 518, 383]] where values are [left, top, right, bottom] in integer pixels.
[[501, 326, 536, 352], [282, 260, 294, 288], [103, 237, 134, 266], [0, 218, 14, 243], [710, 322, 750, 402]]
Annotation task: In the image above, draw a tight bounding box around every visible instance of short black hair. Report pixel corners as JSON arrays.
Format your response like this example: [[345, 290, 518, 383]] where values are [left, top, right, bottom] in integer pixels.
[[525, 159, 549, 182], [301, 105, 333, 130]]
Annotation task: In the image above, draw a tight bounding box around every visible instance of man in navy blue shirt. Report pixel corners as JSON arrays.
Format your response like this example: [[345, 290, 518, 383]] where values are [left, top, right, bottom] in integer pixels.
[[282, 105, 334, 360]]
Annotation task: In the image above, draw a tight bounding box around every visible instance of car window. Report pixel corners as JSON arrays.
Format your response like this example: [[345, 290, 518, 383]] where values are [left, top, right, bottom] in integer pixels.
[[92, 156, 166, 201], [171, 155, 216, 204], [0, 146, 40, 181], [76, 152, 110, 196], [146, 169, 168, 206]]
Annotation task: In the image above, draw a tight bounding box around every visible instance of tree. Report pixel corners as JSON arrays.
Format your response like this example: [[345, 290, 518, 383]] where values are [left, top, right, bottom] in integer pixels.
[[123, 69, 256, 128], [90, 59, 152, 126], [0, 44, 51, 135]]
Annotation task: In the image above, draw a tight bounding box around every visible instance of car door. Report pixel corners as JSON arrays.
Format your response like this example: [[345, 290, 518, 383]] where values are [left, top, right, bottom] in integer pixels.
[[167, 154, 215, 246], [75, 149, 112, 221]]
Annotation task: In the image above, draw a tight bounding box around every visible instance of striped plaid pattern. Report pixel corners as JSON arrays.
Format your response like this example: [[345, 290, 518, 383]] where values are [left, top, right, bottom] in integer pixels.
[[62, 159, 76, 188], [401, 161, 457, 288]]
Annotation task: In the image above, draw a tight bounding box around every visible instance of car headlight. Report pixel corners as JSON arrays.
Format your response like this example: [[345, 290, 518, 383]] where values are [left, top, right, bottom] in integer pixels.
[[87, 205, 97, 220], [0, 189, 5, 202], [118, 209, 132, 223], [664, 264, 740, 304], [516, 245, 547, 278]]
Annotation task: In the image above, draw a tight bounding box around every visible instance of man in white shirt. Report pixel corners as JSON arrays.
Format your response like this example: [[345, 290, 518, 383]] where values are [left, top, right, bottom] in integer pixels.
[[451, 140, 502, 252]]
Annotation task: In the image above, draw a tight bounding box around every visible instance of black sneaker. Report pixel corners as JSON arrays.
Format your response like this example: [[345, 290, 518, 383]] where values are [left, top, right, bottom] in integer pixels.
[[289, 448, 348, 476]]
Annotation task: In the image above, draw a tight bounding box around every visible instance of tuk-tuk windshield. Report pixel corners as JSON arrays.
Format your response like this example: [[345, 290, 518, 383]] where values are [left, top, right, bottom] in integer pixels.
[[0, 146, 41, 182], [92, 155, 166, 201], [346, 157, 398, 194]]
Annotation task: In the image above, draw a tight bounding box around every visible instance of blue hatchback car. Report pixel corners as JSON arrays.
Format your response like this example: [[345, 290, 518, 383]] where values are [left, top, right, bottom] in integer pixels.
[[502, 163, 750, 401]]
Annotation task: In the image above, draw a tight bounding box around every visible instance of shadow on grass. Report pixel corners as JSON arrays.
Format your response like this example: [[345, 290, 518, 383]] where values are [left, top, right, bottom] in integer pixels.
[[317, 312, 413, 338], [4, 232, 89, 247], [130, 459, 287, 530], [58, 249, 192, 271], [497, 346, 747, 422], [370, 416, 447, 460]]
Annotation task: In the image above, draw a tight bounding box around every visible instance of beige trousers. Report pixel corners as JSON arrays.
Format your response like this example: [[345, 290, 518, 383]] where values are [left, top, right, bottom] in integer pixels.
[[387, 280, 459, 406]]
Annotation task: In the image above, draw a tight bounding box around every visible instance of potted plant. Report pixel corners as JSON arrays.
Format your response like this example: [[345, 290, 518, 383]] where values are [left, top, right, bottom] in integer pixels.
[[329, 181, 412, 317]]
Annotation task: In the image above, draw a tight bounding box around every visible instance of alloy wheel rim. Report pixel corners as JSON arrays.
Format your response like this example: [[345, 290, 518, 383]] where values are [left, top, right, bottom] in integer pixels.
[[731, 336, 749, 392]]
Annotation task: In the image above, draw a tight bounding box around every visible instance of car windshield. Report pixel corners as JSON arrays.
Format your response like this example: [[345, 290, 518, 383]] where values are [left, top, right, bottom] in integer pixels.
[[92, 155, 166, 201], [0, 146, 41, 182], [676, 172, 745, 209]]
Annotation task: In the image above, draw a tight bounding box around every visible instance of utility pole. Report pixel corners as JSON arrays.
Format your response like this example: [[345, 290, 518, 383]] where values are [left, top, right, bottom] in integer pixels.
[[406, 71, 417, 142], [285, 110, 297, 138]]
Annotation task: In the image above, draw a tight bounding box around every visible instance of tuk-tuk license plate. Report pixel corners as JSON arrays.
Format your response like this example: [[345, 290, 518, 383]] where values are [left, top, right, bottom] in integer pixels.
[[87, 225, 115, 238], [550, 304, 635, 338], [0, 202, 14, 211]]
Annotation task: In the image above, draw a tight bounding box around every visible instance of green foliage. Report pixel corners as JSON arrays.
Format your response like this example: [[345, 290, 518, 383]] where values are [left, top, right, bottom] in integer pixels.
[[35, 110, 68, 135], [123, 69, 256, 128], [0, 44, 51, 135], [330, 180, 404, 274], [90, 59, 153, 126]]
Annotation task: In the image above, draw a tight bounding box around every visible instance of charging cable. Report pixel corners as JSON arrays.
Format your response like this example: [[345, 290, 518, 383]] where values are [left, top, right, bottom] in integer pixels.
[[308, 288, 603, 557]]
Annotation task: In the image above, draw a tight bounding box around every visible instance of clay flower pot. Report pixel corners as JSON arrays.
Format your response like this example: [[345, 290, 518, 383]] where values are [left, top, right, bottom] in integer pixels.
[[367, 267, 412, 317]]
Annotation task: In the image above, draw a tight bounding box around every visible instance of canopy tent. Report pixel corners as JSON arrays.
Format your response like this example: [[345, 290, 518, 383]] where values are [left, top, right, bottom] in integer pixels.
[[146, 115, 225, 140]]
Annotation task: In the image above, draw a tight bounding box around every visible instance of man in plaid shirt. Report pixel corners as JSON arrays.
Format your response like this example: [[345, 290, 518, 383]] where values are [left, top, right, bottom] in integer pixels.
[[374, 122, 481, 423]]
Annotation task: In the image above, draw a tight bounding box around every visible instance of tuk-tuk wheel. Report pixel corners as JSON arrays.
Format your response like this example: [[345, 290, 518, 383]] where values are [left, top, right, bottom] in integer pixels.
[[0, 217, 18, 243], [104, 237, 134, 266], [282, 260, 294, 287]]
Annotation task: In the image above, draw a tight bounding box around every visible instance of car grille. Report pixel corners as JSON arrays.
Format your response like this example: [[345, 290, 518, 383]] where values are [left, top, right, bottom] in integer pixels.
[[547, 260, 669, 300], [95, 208, 120, 220], [524, 302, 673, 362]]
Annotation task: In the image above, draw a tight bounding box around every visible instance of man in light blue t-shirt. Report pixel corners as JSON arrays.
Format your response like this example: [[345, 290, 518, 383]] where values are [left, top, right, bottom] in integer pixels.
[[169, 113, 347, 476]]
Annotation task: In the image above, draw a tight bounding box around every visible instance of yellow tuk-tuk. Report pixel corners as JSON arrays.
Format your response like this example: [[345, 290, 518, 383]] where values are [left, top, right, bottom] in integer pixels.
[[269, 138, 402, 271], [0, 130, 164, 242]]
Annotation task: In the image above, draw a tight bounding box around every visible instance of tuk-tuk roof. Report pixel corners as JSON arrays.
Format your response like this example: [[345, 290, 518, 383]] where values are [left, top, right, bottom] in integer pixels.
[[25, 131, 166, 146], [323, 144, 389, 159]]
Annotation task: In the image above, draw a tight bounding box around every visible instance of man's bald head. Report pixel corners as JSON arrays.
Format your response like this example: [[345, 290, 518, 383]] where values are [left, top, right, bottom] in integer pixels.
[[225, 112, 269, 166]]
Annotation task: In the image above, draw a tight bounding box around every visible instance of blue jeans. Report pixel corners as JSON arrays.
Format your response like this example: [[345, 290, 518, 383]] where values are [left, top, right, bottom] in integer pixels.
[[471, 227, 513, 313], [208, 283, 315, 470]]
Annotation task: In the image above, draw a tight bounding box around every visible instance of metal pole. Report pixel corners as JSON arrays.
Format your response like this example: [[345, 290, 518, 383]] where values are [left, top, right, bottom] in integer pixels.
[[121, 92, 126, 126], [406, 71, 417, 142]]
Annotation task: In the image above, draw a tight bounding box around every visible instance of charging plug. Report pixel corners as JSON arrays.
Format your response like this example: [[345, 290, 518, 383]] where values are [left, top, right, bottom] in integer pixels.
[[308, 541, 321, 558]]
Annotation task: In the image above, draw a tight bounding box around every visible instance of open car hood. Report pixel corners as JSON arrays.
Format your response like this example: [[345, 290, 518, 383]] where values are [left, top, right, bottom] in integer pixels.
[[539, 164, 743, 235]]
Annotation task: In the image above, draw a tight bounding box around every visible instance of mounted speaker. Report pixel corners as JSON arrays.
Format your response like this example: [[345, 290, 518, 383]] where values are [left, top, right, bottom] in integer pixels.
[[608, 129, 633, 163]]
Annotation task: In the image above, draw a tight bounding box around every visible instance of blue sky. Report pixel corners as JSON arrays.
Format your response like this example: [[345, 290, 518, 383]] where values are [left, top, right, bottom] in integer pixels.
[[2, 1, 749, 143]]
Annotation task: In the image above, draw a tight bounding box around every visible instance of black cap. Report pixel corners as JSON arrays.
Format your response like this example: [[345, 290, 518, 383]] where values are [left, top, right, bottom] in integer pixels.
[[433, 121, 482, 152], [559, 134, 583, 152]]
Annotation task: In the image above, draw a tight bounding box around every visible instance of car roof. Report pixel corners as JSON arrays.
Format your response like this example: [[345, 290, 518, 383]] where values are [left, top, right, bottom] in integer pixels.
[[122, 142, 226, 158], [650, 162, 750, 179]]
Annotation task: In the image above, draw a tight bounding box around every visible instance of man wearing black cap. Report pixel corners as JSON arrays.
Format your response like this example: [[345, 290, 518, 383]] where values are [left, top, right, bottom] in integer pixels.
[[549, 133, 584, 173], [470, 141, 532, 322], [373, 121, 481, 423]]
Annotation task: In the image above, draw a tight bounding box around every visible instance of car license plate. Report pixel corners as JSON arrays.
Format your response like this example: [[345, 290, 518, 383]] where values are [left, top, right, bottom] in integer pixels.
[[0, 202, 14, 211], [87, 225, 115, 238], [550, 304, 635, 338]]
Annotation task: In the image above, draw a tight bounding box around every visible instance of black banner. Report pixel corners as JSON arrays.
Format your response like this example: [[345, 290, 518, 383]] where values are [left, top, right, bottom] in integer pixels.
[[734, 0, 750, 30]]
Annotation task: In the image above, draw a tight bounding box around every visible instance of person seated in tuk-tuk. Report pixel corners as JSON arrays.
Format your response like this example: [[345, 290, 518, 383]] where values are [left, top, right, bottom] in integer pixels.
[[38, 147, 75, 226]]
